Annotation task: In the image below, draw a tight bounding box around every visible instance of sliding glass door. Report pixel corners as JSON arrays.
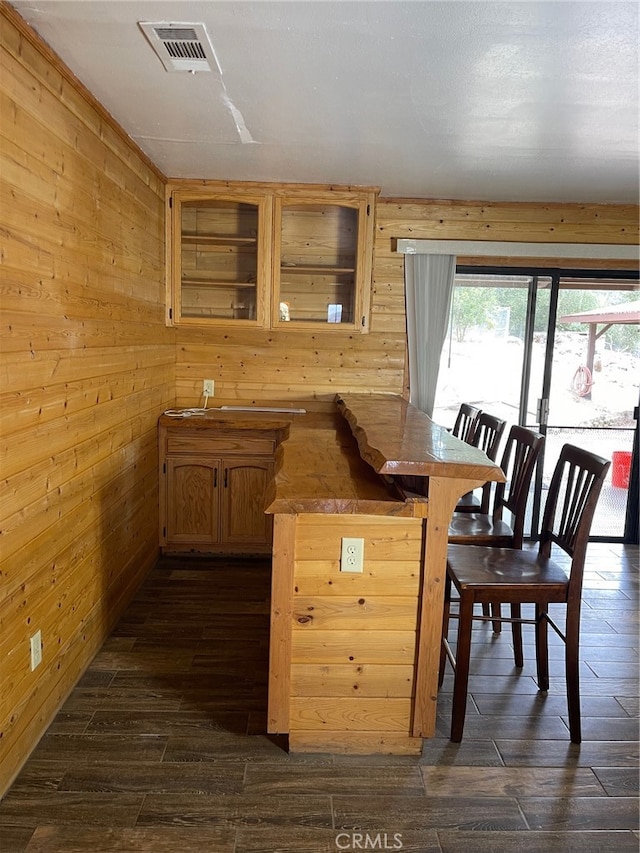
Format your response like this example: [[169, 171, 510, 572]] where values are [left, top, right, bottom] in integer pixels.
[[433, 268, 639, 542], [532, 275, 639, 539]]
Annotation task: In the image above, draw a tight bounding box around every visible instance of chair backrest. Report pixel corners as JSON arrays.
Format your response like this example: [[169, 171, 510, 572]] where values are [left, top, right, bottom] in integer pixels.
[[539, 445, 611, 593], [467, 413, 507, 513], [452, 404, 482, 444], [492, 425, 545, 547], [469, 412, 507, 461]]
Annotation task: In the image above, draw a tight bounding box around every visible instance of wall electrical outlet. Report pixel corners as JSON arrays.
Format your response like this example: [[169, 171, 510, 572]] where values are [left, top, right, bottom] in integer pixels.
[[202, 379, 215, 396], [30, 630, 42, 671], [340, 537, 364, 573]]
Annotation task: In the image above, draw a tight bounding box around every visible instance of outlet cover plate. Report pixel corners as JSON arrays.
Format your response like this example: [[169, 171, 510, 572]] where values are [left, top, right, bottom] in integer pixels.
[[30, 630, 42, 670], [340, 537, 364, 573]]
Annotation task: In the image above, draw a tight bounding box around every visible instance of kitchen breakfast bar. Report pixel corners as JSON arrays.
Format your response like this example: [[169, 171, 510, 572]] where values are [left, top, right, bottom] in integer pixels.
[[265, 393, 504, 754]]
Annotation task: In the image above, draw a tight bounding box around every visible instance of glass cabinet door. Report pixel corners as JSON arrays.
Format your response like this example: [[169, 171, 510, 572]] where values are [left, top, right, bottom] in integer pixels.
[[273, 194, 373, 331], [171, 193, 270, 326]]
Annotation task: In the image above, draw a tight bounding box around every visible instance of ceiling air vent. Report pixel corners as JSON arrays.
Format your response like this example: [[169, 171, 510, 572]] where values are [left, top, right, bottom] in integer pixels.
[[138, 22, 219, 73]]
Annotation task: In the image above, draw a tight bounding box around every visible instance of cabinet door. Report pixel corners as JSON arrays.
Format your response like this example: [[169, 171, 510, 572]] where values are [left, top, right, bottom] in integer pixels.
[[165, 457, 220, 545], [219, 457, 274, 546], [272, 191, 375, 331], [170, 190, 272, 327]]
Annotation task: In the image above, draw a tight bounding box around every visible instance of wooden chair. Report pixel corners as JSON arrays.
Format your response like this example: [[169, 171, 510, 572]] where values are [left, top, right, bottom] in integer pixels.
[[449, 425, 544, 548], [448, 424, 544, 631], [455, 412, 507, 514], [440, 444, 611, 743], [451, 403, 482, 443]]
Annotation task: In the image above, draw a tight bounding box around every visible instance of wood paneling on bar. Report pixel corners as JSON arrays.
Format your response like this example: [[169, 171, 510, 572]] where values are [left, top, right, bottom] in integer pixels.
[[0, 6, 174, 795], [287, 514, 423, 754]]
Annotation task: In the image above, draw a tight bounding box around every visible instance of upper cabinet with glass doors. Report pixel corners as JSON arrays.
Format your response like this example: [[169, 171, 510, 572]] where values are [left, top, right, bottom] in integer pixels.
[[272, 188, 376, 332], [169, 187, 272, 327], [167, 182, 377, 332]]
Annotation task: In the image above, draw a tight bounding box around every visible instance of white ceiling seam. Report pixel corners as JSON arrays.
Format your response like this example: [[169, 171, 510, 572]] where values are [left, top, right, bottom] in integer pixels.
[[138, 18, 256, 145], [221, 88, 258, 145], [396, 240, 639, 261], [190, 22, 258, 145]]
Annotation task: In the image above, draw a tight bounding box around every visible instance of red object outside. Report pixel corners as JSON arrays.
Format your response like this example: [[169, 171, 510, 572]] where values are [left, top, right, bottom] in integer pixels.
[[611, 451, 632, 488]]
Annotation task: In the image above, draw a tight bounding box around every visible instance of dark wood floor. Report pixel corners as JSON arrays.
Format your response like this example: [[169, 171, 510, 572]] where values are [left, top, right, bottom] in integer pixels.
[[1, 543, 638, 853]]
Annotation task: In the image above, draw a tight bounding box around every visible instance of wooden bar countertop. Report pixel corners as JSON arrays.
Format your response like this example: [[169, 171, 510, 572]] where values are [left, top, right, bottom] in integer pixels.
[[158, 407, 294, 439], [265, 393, 504, 518], [264, 408, 417, 517], [336, 393, 505, 483]]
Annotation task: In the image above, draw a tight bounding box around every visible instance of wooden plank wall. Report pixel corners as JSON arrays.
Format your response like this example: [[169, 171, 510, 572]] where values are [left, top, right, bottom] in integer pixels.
[[0, 7, 174, 794], [288, 515, 424, 754], [176, 198, 637, 406]]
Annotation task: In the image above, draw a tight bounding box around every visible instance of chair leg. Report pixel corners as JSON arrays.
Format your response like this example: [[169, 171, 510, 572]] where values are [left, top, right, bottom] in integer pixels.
[[480, 602, 502, 632], [450, 594, 475, 742], [511, 603, 523, 668], [439, 576, 452, 689], [534, 603, 549, 691], [490, 603, 502, 634], [565, 609, 582, 744]]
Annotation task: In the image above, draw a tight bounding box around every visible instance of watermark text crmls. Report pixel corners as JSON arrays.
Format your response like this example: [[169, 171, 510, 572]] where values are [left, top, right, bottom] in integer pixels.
[[335, 832, 403, 850]]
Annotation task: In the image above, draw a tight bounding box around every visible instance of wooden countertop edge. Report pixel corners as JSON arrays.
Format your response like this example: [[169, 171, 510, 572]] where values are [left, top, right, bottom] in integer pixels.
[[265, 497, 426, 517], [335, 403, 388, 473], [336, 393, 505, 483]]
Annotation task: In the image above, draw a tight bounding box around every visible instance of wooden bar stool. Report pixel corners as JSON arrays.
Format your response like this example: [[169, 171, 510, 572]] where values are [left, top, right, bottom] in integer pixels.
[[449, 425, 544, 549], [441, 444, 611, 743], [449, 425, 544, 632], [450, 403, 482, 443], [454, 412, 507, 514]]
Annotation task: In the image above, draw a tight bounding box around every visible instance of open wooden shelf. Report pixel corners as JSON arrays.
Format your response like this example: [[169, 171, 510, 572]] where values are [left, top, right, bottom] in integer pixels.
[[182, 233, 257, 246], [182, 278, 256, 289], [280, 264, 356, 275]]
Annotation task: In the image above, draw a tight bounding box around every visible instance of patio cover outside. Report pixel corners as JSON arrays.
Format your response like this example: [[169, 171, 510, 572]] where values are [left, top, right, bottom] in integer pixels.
[[559, 300, 640, 398]]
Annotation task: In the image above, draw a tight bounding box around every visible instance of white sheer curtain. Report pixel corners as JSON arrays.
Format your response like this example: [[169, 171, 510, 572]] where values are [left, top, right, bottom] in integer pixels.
[[404, 254, 456, 417]]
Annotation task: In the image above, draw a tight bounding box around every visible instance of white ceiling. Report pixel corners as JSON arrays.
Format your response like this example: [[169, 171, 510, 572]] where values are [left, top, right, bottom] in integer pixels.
[[11, 0, 640, 203]]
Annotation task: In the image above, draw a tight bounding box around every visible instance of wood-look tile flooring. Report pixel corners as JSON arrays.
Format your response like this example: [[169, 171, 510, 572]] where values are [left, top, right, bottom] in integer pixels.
[[1, 543, 638, 852]]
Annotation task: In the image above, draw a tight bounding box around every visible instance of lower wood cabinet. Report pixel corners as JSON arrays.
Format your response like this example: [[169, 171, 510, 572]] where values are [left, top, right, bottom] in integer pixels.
[[159, 421, 281, 554], [219, 457, 273, 547], [164, 456, 219, 547]]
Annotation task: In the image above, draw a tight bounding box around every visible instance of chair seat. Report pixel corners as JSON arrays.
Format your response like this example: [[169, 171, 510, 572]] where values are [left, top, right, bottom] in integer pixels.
[[454, 492, 482, 512], [447, 543, 570, 602], [448, 514, 514, 547]]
